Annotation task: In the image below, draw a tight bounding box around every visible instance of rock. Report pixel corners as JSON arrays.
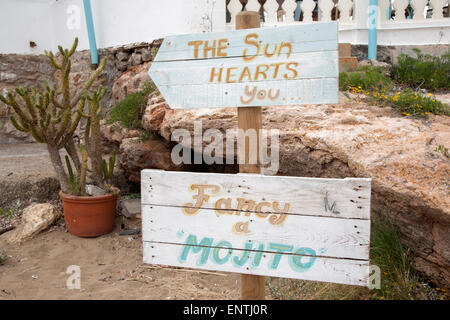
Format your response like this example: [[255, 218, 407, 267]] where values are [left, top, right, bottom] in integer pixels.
[[141, 94, 171, 133], [357, 59, 392, 76], [120, 198, 141, 218], [145, 97, 450, 288], [115, 51, 130, 62], [112, 62, 151, 103], [7, 203, 61, 244], [130, 53, 142, 66], [119, 137, 182, 183], [86, 184, 107, 197], [141, 47, 153, 62], [100, 120, 142, 147]]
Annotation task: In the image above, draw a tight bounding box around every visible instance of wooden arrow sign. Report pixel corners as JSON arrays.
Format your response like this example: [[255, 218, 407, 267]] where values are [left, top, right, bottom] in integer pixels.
[[149, 22, 339, 109]]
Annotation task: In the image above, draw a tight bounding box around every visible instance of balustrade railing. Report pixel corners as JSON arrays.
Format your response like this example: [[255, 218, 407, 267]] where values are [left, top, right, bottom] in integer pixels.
[[226, 0, 449, 26]]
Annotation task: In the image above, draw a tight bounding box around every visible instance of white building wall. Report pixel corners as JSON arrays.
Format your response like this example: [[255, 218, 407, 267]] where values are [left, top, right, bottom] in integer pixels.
[[0, 0, 226, 54]]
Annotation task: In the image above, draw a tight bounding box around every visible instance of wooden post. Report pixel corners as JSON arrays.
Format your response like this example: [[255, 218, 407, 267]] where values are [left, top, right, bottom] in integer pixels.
[[236, 11, 265, 301]]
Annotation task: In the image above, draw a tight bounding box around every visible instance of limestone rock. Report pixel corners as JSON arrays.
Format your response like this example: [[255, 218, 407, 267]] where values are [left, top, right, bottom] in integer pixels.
[[141, 94, 170, 133], [143, 96, 450, 288], [112, 61, 151, 103], [120, 198, 141, 218], [119, 137, 182, 183], [7, 203, 61, 244], [130, 52, 142, 66]]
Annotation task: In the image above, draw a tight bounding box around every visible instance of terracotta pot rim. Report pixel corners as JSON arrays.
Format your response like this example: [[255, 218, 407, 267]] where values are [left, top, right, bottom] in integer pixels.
[[59, 190, 119, 203]]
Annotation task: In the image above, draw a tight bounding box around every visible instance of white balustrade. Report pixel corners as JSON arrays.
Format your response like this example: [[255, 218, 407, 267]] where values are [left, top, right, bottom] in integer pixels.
[[411, 0, 429, 20], [430, 0, 447, 19], [379, 0, 392, 22], [223, 0, 449, 46], [300, 0, 317, 22], [264, 0, 280, 24], [227, 0, 243, 26], [319, 0, 336, 22], [282, 0, 298, 23], [392, 0, 410, 21], [245, 0, 261, 13], [337, 0, 354, 23]]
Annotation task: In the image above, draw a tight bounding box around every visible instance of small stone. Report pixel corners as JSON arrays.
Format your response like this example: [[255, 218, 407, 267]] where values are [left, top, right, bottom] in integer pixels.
[[116, 51, 129, 62], [120, 199, 141, 218], [7, 203, 61, 244], [86, 184, 107, 197], [130, 53, 142, 66], [141, 47, 152, 62]]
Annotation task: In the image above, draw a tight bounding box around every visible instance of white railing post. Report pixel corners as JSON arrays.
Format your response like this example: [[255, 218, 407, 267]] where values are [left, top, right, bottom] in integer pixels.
[[411, 0, 429, 20], [429, 0, 447, 19], [282, 0, 298, 23], [337, 0, 354, 23], [228, 0, 243, 26], [300, 0, 317, 22], [353, 0, 370, 27], [264, 0, 279, 24], [392, 0, 410, 20], [246, 0, 261, 13], [379, 0, 392, 22], [319, 0, 335, 22]]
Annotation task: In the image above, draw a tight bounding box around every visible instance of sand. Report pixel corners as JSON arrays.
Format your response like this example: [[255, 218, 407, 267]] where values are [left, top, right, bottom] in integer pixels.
[[0, 217, 241, 300]]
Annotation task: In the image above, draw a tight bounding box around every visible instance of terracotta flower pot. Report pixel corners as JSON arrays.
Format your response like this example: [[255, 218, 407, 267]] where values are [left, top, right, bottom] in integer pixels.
[[59, 190, 119, 237]]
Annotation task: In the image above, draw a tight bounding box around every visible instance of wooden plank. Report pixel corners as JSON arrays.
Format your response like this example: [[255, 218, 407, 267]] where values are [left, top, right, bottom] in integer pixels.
[[141, 205, 371, 260], [156, 77, 338, 109], [143, 241, 369, 287], [141, 170, 371, 220], [154, 22, 338, 62], [156, 78, 338, 109], [149, 51, 339, 86]]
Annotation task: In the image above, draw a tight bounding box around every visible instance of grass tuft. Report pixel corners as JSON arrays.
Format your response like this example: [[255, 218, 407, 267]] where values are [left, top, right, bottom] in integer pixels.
[[107, 80, 157, 129]]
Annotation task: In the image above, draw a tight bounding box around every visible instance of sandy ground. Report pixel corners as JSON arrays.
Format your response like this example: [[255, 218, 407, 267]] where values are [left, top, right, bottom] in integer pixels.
[[0, 217, 241, 300]]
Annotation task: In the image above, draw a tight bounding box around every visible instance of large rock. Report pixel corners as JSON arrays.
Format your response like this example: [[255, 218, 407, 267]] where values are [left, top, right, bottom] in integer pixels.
[[141, 94, 450, 288], [112, 62, 151, 103], [119, 137, 182, 183], [7, 203, 61, 244]]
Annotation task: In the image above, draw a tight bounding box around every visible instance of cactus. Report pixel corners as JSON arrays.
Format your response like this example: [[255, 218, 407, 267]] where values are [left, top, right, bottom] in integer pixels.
[[0, 38, 107, 194]]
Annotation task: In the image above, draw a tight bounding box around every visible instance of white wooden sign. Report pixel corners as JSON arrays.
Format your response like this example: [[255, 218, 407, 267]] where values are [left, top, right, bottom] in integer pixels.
[[148, 22, 339, 109], [142, 170, 371, 286]]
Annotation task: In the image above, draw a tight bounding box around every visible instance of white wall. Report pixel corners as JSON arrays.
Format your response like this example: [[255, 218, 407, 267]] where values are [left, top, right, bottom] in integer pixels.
[[0, 0, 55, 54], [0, 0, 226, 54]]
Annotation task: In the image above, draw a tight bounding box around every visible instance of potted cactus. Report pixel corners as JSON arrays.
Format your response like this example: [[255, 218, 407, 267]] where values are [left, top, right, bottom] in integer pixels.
[[0, 38, 119, 237]]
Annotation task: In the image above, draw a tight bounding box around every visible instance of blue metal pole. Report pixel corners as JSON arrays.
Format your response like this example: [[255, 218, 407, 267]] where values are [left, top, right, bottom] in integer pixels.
[[294, 1, 301, 21], [368, 0, 378, 60], [82, 0, 99, 66]]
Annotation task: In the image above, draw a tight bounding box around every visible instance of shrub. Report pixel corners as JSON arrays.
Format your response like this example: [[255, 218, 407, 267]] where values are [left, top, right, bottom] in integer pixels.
[[0, 252, 6, 265], [391, 50, 450, 91], [367, 89, 450, 117], [107, 80, 157, 129], [340, 66, 393, 92]]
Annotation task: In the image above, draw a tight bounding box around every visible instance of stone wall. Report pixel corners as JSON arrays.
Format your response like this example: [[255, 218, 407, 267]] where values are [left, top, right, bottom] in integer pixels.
[[0, 39, 161, 144], [352, 44, 450, 64]]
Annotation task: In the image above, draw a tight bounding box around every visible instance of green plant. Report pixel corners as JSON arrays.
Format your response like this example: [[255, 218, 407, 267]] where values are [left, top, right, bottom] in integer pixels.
[[64, 86, 117, 195], [367, 89, 449, 117], [0, 207, 18, 219], [340, 66, 393, 92], [107, 80, 157, 129], [102, 152, 116, 185], [391, 50, 450, 91], [0, 38, 106, 194], [435, 145, 449, 158], [0, 252, 7, 265]]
